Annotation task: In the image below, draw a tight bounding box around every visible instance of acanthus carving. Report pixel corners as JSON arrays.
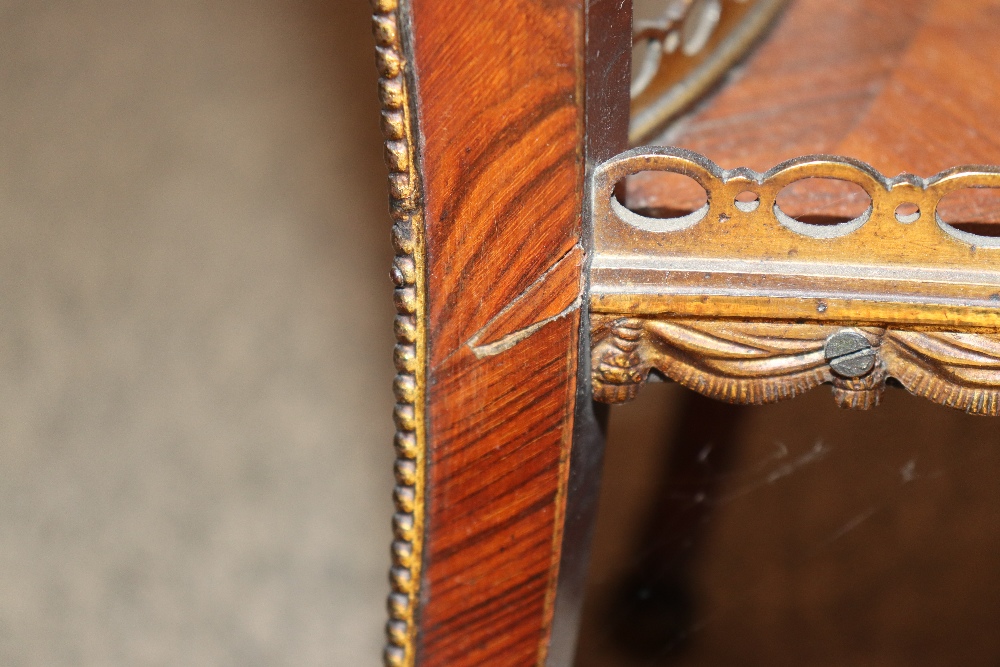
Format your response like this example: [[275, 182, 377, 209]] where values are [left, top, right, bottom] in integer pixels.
[[592, 316, 1000, 416]]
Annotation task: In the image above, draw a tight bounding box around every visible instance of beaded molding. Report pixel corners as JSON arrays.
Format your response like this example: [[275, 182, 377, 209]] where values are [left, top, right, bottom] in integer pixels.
[[372, 1, 426, 665]]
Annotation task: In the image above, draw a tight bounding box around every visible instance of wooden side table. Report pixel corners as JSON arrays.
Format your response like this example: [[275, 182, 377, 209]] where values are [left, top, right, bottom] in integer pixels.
[[371, 1, 1000, 664]]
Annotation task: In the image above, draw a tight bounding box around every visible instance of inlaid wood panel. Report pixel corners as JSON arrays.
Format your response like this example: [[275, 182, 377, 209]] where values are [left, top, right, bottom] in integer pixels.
[[408, 0, 586, 664]]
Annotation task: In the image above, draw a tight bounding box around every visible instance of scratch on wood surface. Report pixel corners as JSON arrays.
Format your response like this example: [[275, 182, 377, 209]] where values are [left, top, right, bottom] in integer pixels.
[[714, 440, 829, 505], [823, 506, 878, 546], [469, 295, 582, 358], [462, 244, 582, 358]]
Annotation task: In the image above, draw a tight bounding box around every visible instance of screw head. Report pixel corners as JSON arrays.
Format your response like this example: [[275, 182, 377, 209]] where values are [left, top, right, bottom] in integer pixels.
[[824, 330, 876, 378]]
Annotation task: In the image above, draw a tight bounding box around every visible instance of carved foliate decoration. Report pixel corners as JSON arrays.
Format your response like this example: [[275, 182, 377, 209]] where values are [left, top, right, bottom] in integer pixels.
[[590, 147, 1000, 415], [632, 0, 740, 97], [592, 317, 1000, 415], [372, 1, 427, 666], [629, 0, 789, 142]]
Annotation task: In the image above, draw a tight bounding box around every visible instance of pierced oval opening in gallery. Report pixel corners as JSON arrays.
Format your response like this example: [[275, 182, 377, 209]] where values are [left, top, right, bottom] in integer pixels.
[[612, 171, 709, 233], [616, 171, 708, 218], [936, 187, 1000, 240], [774, 178, 872, 226]]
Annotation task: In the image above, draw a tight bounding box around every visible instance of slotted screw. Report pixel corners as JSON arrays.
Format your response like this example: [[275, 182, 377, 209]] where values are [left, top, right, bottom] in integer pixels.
[[824, 330, 875, 378]]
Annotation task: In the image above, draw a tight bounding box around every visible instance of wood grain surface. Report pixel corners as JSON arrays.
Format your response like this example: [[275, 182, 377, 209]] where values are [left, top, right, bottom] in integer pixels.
[[407, 0, 585, 664], [634, 0, 1000, 224], [396, 0, 1000, 663]]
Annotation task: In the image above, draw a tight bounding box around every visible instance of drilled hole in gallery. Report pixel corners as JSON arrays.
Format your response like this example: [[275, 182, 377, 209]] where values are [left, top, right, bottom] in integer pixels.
[[895, 202, 920, 224], [734, 190, 760, 213]]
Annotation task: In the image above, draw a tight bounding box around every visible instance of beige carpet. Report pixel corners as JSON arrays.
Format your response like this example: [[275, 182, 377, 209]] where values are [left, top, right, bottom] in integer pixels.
[[0, 1, 393, 664]]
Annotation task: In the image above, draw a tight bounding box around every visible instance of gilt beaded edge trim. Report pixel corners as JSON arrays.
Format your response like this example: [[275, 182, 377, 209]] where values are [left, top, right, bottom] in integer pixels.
[[372, 1, 426, 665]]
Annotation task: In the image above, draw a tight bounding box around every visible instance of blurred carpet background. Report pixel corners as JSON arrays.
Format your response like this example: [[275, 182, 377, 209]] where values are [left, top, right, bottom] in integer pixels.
[[0, 1, 393, 664]]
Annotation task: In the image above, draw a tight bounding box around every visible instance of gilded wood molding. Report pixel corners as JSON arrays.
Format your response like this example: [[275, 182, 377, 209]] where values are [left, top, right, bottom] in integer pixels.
[[371, 1, 426, 665], [591, 147, 1000, 414], [591, 316, 1000, 415]]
